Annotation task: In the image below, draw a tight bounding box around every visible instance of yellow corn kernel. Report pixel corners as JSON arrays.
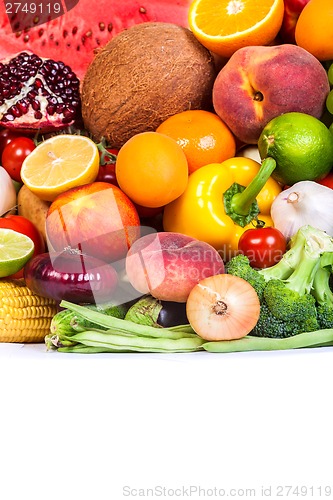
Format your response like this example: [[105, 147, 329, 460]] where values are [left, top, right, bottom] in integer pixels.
[[0, 279, 58, 343]]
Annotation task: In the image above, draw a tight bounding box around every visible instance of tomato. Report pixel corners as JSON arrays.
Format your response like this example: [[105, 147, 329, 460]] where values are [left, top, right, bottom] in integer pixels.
[[1, 137, 36, 182], [0, 215, 46, 278], [134, 203, 164, 218], [317, 172, 333, 189], [96, 162, 119, 186], [0, 128, 20, 157], [238, 224, 287, 269], [96, 147, 119, 185]]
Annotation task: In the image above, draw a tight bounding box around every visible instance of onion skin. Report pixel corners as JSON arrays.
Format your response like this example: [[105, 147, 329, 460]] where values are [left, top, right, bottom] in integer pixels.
[[186, 274, 260, 341], [24, 251, 118, 304]]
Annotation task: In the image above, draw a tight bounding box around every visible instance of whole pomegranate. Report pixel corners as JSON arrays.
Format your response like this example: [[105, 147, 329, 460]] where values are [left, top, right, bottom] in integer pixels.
[[0, 51, 81, 131]]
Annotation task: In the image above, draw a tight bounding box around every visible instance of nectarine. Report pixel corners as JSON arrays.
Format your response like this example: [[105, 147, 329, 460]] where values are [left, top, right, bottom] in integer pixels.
[[212, 44, 330, 144], [125, 232, 224, 303]]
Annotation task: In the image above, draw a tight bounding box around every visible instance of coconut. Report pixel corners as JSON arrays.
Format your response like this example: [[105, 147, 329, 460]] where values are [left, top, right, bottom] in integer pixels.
[[80, 22, 217, 149]]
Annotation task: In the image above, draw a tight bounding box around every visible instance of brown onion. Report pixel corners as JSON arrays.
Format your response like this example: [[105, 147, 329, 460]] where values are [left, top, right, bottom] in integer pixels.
[[186, 274, 260, 341]]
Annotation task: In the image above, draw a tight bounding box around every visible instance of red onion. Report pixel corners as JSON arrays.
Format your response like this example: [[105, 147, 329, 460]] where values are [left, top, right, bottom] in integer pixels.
[[24, 251, 118, 304]]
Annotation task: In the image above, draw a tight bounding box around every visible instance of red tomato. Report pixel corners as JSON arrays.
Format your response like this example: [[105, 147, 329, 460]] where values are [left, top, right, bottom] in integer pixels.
[[0, 128, 20, 157], [238, 225, 287, 269], [0, 215, 46, 278], [134, 203, 164, 218], [96, 147, 119, 185], [317, 172, 333, 189], [0, 215, 45, 255], [1, 137, 36, 182], [96, 162, 119, 186]]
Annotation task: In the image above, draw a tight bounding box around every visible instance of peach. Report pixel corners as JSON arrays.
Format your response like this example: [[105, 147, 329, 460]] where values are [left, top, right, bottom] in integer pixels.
[[212, 44, 330, 144], [125, 232, 224, 303]]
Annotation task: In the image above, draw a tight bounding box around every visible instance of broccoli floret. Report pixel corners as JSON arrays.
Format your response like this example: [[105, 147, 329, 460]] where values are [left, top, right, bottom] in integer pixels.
[[225, 254, 266, 302], [229, 227, 333, 338], [251, 302, 319, 339], [251, 303, 291, 338], [312, 253, 333, 329], [259, 226, 333, 322], [263, 279, 317, 322], [259, 225, 333, 282], [316, 304, 333, 329]]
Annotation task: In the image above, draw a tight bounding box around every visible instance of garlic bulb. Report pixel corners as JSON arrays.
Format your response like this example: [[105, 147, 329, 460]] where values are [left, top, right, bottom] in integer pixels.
[[270, 181, 333, 241], [0, 167, 17, 216]]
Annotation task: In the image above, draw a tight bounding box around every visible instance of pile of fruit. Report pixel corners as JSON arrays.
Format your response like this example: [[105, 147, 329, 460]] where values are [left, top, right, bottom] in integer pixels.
[[1, 0, 333, 353]]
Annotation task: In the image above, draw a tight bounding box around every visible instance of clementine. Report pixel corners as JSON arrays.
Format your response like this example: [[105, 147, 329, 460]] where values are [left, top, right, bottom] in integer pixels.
[[295, 0, 333, 61], [115, 132, 188, 208], [156, 110, 236, 174]]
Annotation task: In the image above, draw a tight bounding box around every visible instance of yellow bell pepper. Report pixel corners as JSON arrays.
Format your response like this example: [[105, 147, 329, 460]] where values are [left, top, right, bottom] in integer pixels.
[[163, 157, 282, 261]]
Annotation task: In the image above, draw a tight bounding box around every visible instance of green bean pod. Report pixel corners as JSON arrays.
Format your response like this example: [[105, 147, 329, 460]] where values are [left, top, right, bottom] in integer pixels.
[[58, 345, 131, 353], [60, 300, 199, 340], [202, 329, 333, 353], [63, 330, 205, 353]]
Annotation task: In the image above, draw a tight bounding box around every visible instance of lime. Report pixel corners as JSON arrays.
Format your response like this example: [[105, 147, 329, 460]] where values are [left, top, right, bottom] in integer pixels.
[[0, 228, 34, 277], [258, 112, 333, 185]]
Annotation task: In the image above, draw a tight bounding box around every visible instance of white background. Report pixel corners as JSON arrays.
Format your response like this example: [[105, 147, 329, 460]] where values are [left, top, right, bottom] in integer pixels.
[[0, 344, 332, 500]]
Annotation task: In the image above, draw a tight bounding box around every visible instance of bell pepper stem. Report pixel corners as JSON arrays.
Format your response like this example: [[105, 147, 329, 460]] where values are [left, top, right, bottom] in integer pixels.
[[231, 157, 277, 215]]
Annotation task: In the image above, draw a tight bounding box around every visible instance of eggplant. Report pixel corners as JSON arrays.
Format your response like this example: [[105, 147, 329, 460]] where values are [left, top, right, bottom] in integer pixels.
[[125, 295, 188, 328], [24, 251, 118, 304]]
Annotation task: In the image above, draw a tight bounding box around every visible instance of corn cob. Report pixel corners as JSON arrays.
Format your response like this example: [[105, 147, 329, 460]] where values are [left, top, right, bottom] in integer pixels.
[[0, 279, 58, 343]]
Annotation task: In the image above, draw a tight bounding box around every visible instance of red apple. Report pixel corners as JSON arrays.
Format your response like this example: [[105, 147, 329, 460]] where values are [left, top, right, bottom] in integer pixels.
[[45, 182, 141, 263], [278, 0, 310, 44]]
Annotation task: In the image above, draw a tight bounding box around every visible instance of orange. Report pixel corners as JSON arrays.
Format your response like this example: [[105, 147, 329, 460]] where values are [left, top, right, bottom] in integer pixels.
[[295, 0, 333, 61], [188, 0, 284, 58], [21, 134, 100, 202], [156, 110, 236, 174], [115, 131, 188, 208]]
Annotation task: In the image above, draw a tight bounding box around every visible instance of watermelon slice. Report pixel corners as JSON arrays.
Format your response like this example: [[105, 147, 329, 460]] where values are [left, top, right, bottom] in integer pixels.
[[0, 0, 191, 79]]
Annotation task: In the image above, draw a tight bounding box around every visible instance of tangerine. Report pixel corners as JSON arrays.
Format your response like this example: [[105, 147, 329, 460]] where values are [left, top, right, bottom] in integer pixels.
[[115, 132, 188, 208], [295, 0, 333, 61], [156, 110, 236, 174]]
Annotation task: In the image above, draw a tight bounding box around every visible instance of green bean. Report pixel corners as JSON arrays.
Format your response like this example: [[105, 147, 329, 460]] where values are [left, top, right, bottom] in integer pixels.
[[168, 324, 196, 334], [202, 329, 333, 353], [64, 329, 205, 353], [58, 345, 131, 353], [60, 300, 199, 340]]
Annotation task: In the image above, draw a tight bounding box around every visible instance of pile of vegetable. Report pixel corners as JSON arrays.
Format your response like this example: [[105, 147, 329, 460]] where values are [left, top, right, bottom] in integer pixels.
[[44, 224, 333, 354], [1, 1, 333, 354]]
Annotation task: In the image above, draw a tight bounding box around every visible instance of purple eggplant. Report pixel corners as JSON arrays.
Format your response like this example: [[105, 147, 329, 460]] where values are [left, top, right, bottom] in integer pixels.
[[125, 295, 188, 328]]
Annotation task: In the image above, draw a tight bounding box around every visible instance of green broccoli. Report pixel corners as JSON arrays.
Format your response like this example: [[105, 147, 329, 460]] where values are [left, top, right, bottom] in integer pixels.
[[259, 226, 333, 322], [225, 253, 266, 302], [312, 253, 333, 329], [251, 303, 320, 339], [228, 226, 333, 338]]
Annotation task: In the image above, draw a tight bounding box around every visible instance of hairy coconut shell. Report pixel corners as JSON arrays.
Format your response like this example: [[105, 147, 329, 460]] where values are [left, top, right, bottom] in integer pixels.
[[81, 22, 217, 149]]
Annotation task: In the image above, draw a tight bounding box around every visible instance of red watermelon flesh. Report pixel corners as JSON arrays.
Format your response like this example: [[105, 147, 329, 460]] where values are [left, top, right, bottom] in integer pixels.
[[0, 0, 191, 79]]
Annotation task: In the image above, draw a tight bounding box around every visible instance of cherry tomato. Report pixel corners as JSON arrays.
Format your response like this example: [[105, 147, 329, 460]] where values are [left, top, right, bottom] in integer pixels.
[[96, 162, 119, 186], [238, 224, 287, 269], [317, 172, 333, 189], [0, 128, 20, 157], [134, 203, 164, 218], [0, 215, 46, 278], [1, 137, 36, 182], [96, 147, 119, 185]]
